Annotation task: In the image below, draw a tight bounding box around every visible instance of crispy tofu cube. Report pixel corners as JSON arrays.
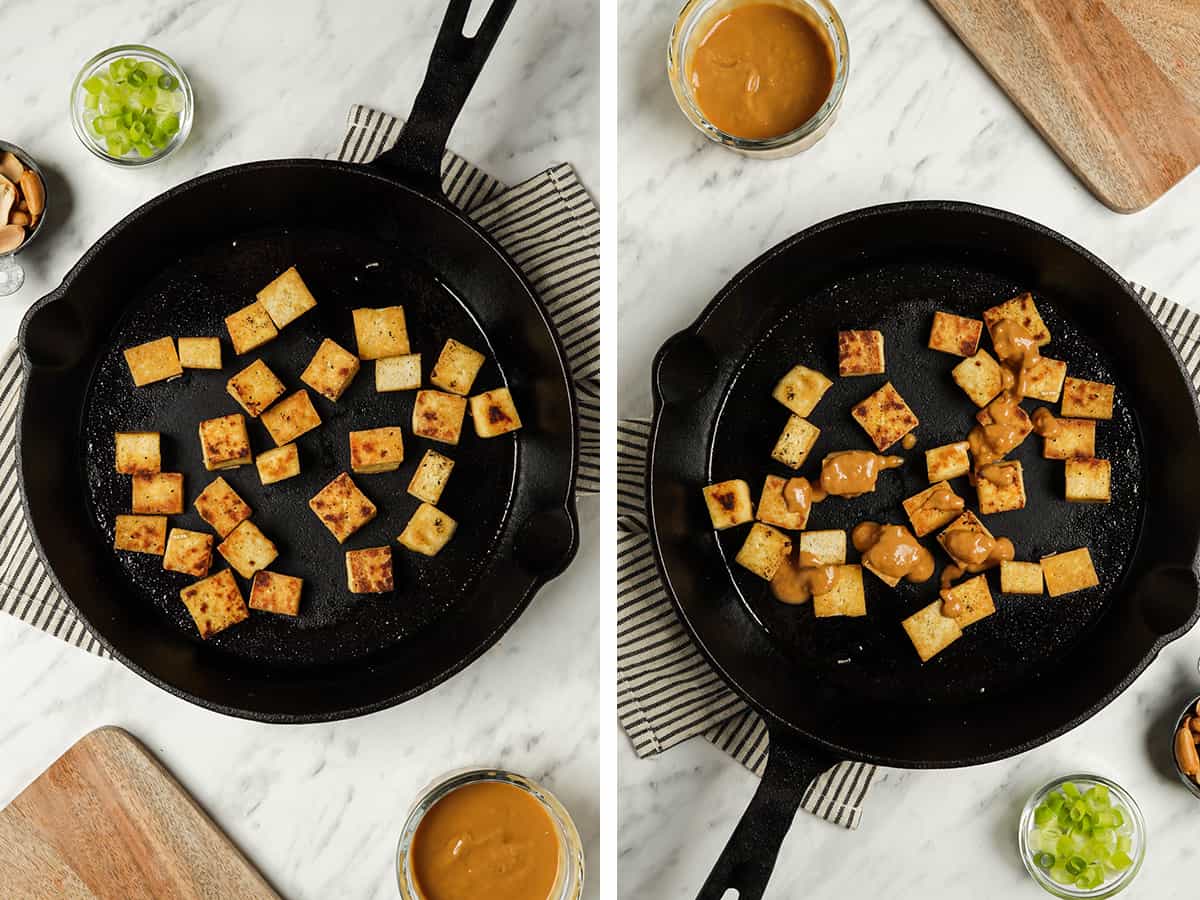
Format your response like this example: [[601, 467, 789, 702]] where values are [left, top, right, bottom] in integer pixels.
[[217, 520, 279, 580], [114, 515, 167, 555], [813, 565, 866, 617], [309, 473, 377, 543], [902, 481, 964, 537], [376, 354, 422, 392], [301, 338, 361, 402], [123, 337, 182, 387], [470, 387, 523, 438], [1042, 417, 1095, 460], [851, 382, 918, 452], [1065, 457, 1111, 503], [114, 432, 161, 475], [162, 528, 214, 578], [1061, 377, 1114, 420], [799, 530, 846, 565], [951, 350, 1003, 408], [1023, 357, 1067, 402], [256, 266, 317, 329], [937, 510, 993, 560], [346, 547, 394, 594], [942, 574, 995, 627], [928, 312, 983, 357], [260, 390, 322, 446], [734, 523, 792, 580], [226, 359, 285, 417], [925, 441, 971, 482], [255, 443, 301, 486], [198, 413, 252, 471], [976, 461, 1026, 514], [1000, 560, 1044, 595], [179, 569, 248, 639], [837, 330, 885, 376], [193, 477, 252, 538], [408, 450, 454, 504], [1041, 548, 1099, 597], [349, 426, 405, 474], [430, 339, 486, 395], [902, 600, 963, 662], [352, 306, 410, 360], [249, 570, 304, 616], [770, 415, 821, 469], [177, 337, 222, 370], [397, 503, 458, 557], [756, 475, 809, 531], [224, 301, 279, 355], [412, 390, 467, 445], [771, 365, 832, 417], [132, 472, 183, 515], [983, 292, 1050, 346], [702, 479, 753, 530]]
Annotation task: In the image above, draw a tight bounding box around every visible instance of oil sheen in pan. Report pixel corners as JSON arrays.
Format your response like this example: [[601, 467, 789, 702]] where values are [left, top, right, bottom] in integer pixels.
[[710, 262, 1144, 706], [81, 227, 517, 668]]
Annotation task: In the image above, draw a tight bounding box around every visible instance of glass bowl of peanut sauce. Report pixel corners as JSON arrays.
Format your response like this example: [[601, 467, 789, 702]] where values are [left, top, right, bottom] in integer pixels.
[[668, 0, 849, 158]]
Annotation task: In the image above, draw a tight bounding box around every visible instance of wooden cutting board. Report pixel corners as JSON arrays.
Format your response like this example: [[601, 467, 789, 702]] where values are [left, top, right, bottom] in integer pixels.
[[0, 727, 280, 900], [928, 0, 1200, 212]]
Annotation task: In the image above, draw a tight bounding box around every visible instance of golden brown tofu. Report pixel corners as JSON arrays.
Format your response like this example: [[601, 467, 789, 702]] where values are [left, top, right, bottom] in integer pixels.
[[943, 574, 995, 627], [983, 292, 1050, 346], [771, 365, 832, 418], [216, 520, 279, 580], [1064, 457, 1111, 503], [300, 338, 361, 402], [123, 337, 183, 387], [901, 600, 963, 662], [162, 528, 214, 578], [733, 523, 791, 580], [256, 266, 317, 329], [177, 337, 222, 370], [132, 472, 184, 515], [249, 570, 304, 616], [837, 330, 885, 376], [349, 426, 405, 474], [430, 339, 486, 396], [1042, 417, 1095, 460], [414, 390, 468, 445], [1023, 357, 1068, 403], [226, 359, 285, 417], [193, 476, 252, 538], [346, 546, 395, 593], [937, 510, 994, 560], [851, 382, 919, 452], [376, 354, 422, 392], [799, 530, 847, 565], [928, 312, 983, 357], [925, 441, 971, 482], [755, 475, 809, 531], [976, 460, 1026, 515], [951, 349, 1003, 408], [1061, 377, 1114, 420], [198, 413, 252, 471], [1041, 548, 1099, 597], [114, 515, 167, 555], [902, 481, 964, 537], [309, 472, 377, 543], [397, 503, 458, 557], [469, 387, 523, 438], [702, 479, 753, 530], [179, 569, 248, 639], [1000, 560, 1043, 595], [407, 450, 454, 504], [255, 443, 301, 486], [224, 301, 279, 355], [770, 415, 821, 469], [114, 432, 161, 475], [812, 565, 866, 617], [260, 390, 322, 446], [352, 306, 410, 360]]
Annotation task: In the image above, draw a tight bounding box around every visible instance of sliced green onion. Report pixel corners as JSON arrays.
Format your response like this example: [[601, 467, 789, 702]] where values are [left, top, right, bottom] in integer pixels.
[[1049, 866, 1072, 885], [138, 59, 164, 78], [1110, 849, 1133, 870], [1035, 852, 1055, 870], [105, 133, 131, 156], [127, 68, 147, 87], [133, 140, 155, 158], [1066, 856, 1087, 876], [84, 93, 100, 111], [83, 75, 107, 95], [1116, 834, 1131, 853], [1062, 781, 1080, 799], [1034, 805, 1054, 827], [158, 73, 177, 91]]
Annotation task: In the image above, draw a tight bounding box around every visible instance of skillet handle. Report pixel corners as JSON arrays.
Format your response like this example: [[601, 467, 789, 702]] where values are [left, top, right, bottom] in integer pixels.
[[372, 0, 517, 195], [695, 729, 839, 900]]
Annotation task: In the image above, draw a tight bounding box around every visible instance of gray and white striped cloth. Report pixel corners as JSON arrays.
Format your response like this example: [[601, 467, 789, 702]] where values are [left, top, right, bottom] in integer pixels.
[[618, 284, 1200, 830], [0, 103, 599, 657]]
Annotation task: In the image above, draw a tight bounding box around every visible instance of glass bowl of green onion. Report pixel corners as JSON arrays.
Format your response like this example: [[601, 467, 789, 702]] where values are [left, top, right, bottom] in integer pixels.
[[1019, 774, 1145, 898], [70, 45, 193, 166]]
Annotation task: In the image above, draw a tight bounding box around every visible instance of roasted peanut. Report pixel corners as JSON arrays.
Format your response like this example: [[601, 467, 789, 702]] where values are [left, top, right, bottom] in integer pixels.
[[1191, 716, 1200, 735], [0, 224, 24, 253], [1177, 726, 1200, 776], [0, 152, 21, 184], [0, 175, 14, 225], [8, 210, 29, 227], [18, 170, 43, 218]]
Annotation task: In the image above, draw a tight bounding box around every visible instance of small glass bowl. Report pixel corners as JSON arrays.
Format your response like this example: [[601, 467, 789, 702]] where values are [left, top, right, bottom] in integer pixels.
[[396, 767, 585, 900], [1173, 694, 1200, 800], [0, 140, 48, 296], [1018, 774, 1146, 898], [69, 44, 194, 167], [668, 0, 850, 158]]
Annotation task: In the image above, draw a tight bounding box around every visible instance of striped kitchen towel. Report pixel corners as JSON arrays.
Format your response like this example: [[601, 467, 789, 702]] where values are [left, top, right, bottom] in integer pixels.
[[0, 103, 599, 657], [618, 284, 1200, 830]]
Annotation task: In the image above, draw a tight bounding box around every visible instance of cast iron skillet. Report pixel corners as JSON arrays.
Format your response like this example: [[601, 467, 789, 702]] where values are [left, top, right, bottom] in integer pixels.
[[16, 0, 579, 723], [646, 202, 1200, 899]]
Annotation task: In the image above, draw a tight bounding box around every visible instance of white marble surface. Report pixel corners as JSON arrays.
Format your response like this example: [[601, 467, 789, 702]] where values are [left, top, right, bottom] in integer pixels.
[[0, 1, 598, 898], [618, 0, 1200, 897]]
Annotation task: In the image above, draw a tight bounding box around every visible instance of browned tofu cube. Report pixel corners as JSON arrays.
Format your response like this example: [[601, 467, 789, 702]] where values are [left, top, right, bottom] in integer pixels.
[[430, 339, 486, 395], [702, 479, 753, 530], [301, 338, 361, 402], [408, 450, 454, 504], [1061, 377, 1114, 420], [114, 515, 167, 555], [414, 390, 468, 445], [193, 476, 252, 538], [798, 530, 846, 565], [1023, 357, 1067, 403], [1042, 417, 1095, 460], [756, 475, 808, 531], [397, 503, 458, 557], [1041, 548, 1099, 597], [928, 312, 983, 357], [1000, 560, 1043, 595], [309, 472, 377, 543], [177, 337, 222, 370], [256, 266, 317, 329], [198, 413, 252, 471], [942, 574, 995, 627], [224, 301, 279, 355], [123, 337, 182, 387], [226, 359, 285, 417], [249, 570, 304, 616], [132, 472, 183, 515], [983, 292, 1050, 346], [349, 426, 405, 474], [470, 387, 523, 438], [180, 569, 248, 639], [734, 523, 791, 580], [838, 330, 885, 376], [937, 510, 994, 560], [976, 396, 1032, 456], [976, 460, 1026, 514], [260, 390, 322, 446], [1065, 457, 1110, 503], [346, 547, 395, 594], [771, 365, 832, 417], [770, 416, 821, 469], [115, 432, 160, 475], [925, 441, 971, 482], [352, 306, 410, 360], [376, 354, 422, 392], [951, 350, 1003, 408], [255, 443, 301, 486], [902, 481, 964, 537], [162, 528, 214, 578], [217, 520, 278, 580], [901, 600, 963, 662], [812, 565, 866, 617], [851, 382, 918, 452]]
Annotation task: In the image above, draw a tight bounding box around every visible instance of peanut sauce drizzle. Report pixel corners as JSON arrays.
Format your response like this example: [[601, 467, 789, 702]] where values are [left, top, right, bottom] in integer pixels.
[[939, 526, 1015, 595], [771, 548, 840, 604], [977, 463, 1018, 487], [918, 486, 965, 513], [851, 522, 935, 583], [1031, 406, 1061, 438], [818, 451, 903, 498], [966, 319, 1042, 473], [782, 476, 825, 519]]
